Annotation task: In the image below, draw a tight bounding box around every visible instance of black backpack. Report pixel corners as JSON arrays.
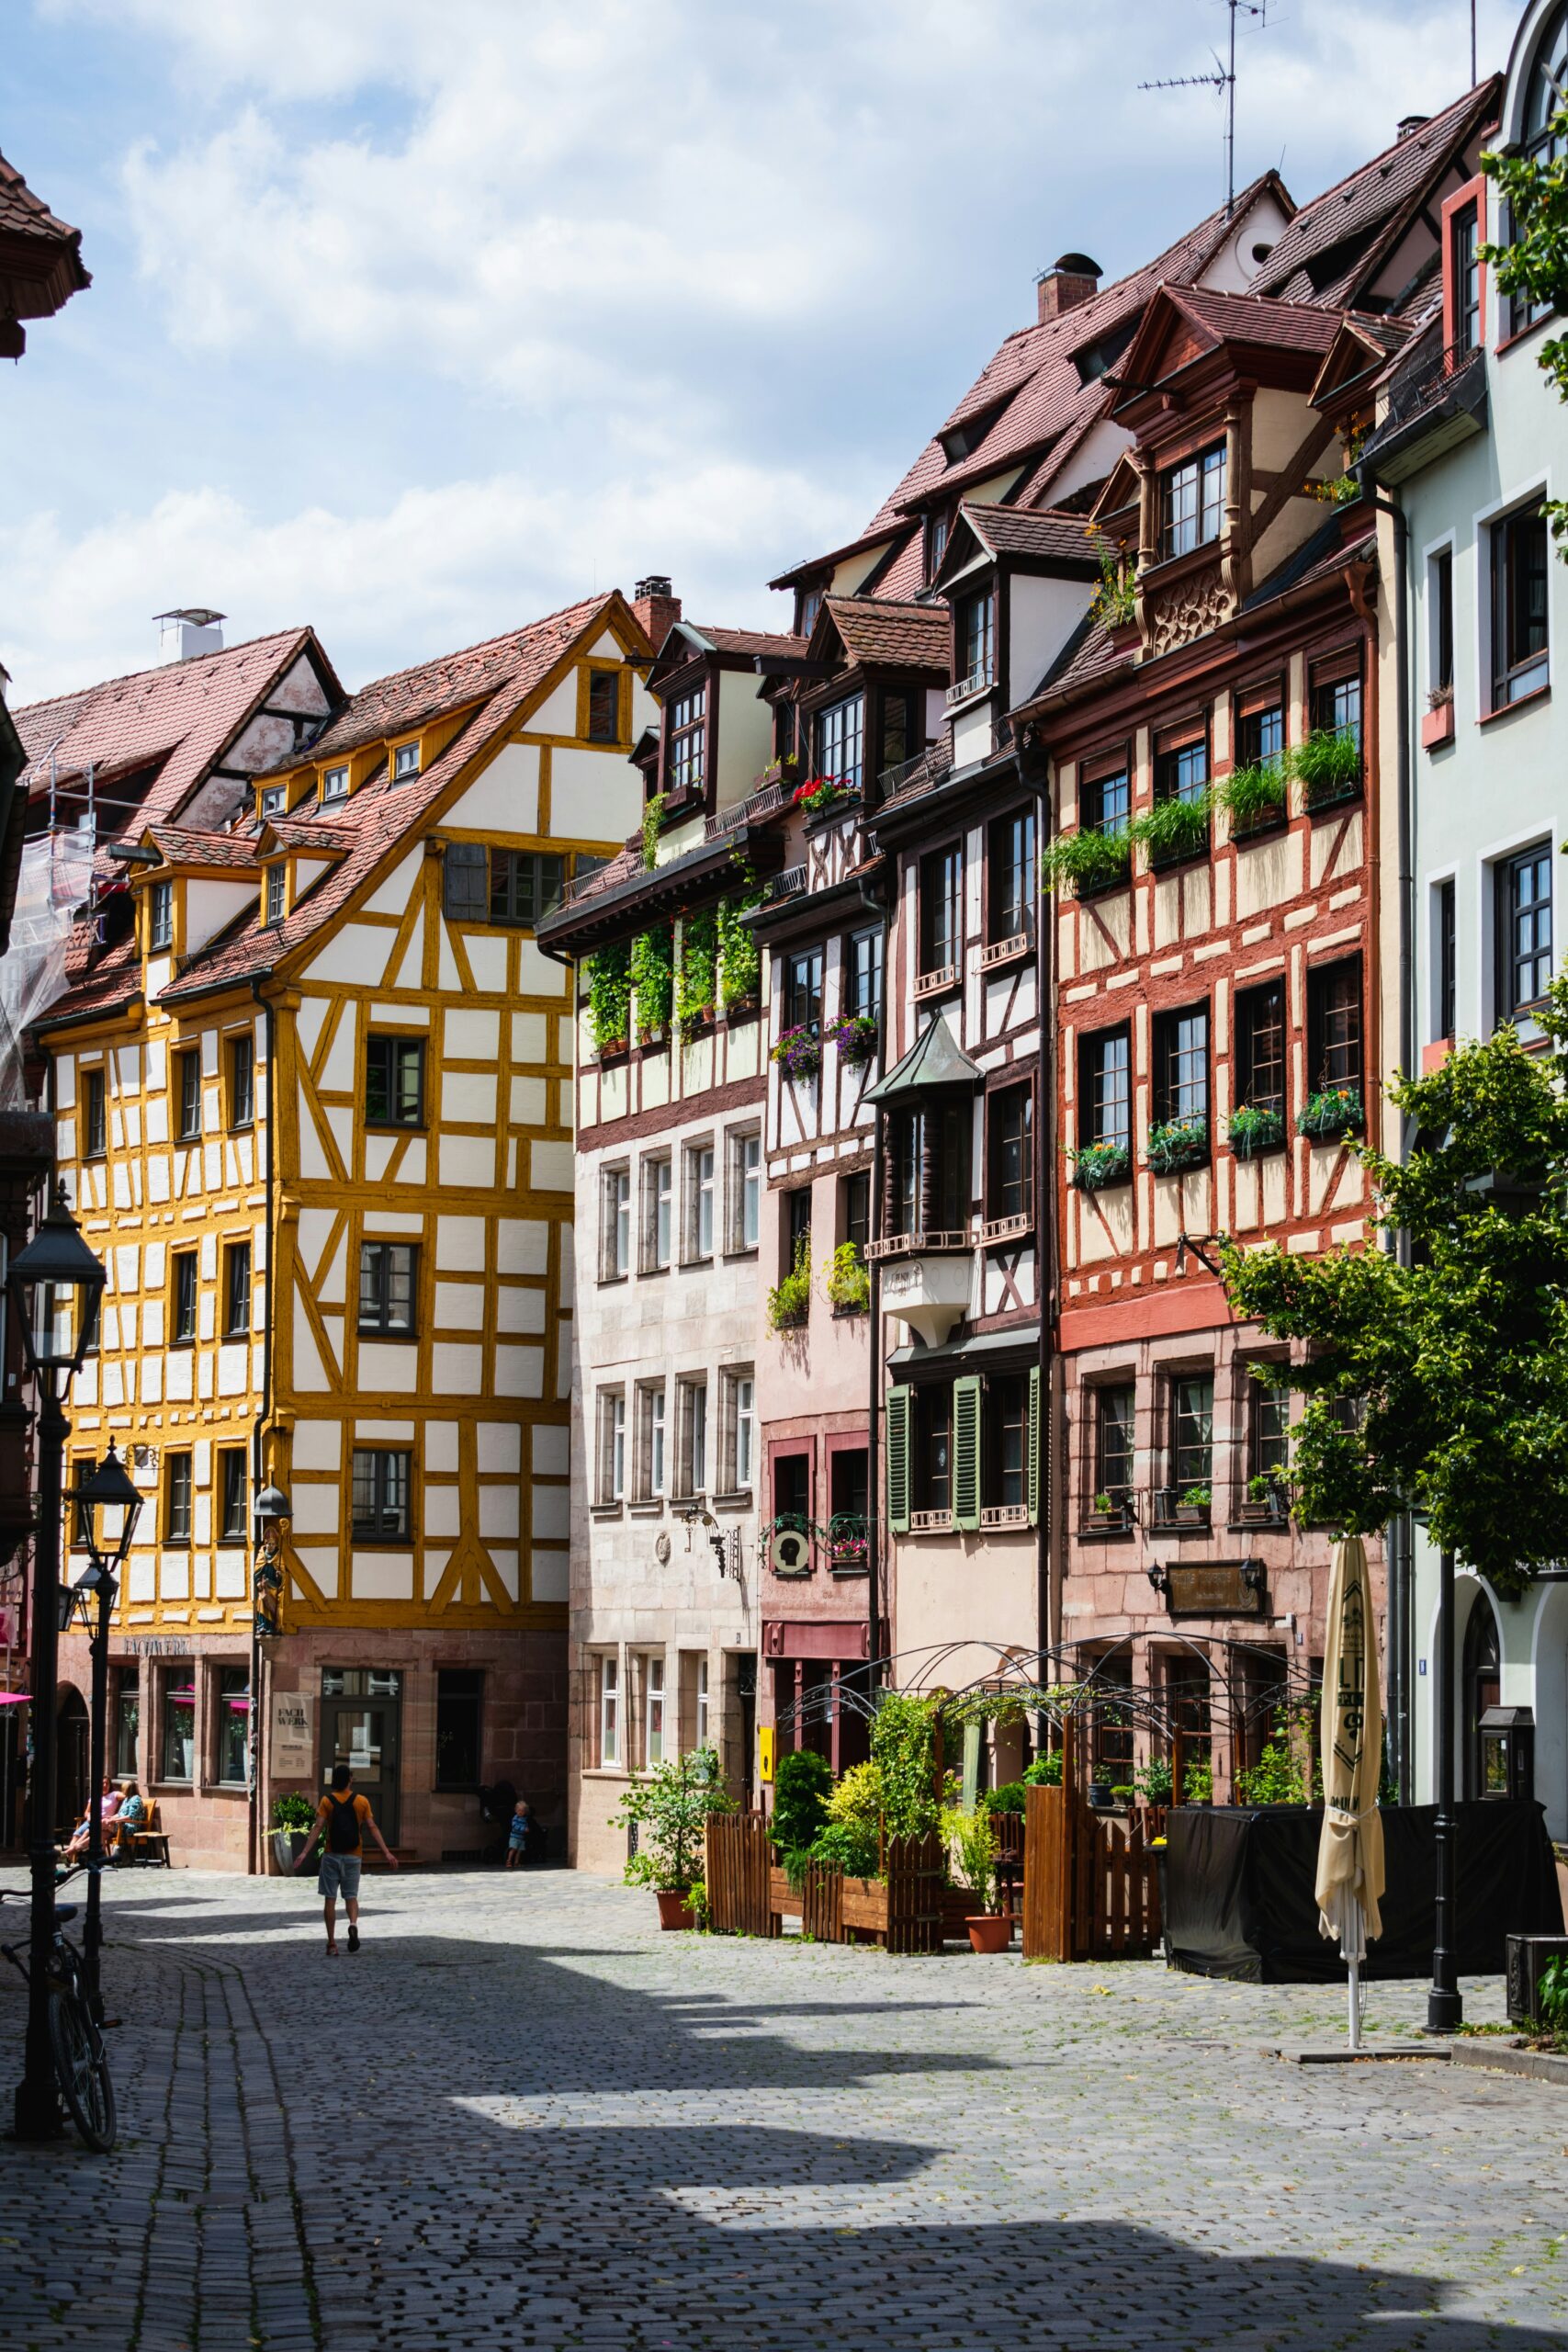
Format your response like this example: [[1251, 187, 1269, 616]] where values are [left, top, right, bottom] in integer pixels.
[[325, 1793, 360, 1853]]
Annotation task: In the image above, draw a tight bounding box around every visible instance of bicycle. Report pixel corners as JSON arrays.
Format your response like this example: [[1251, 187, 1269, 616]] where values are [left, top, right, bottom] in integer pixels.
[[1, 1869, 118, 2151]]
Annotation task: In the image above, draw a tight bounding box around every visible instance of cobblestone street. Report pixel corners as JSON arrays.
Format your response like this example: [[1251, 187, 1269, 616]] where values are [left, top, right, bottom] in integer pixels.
[[3, 1864, 1568, 2351]]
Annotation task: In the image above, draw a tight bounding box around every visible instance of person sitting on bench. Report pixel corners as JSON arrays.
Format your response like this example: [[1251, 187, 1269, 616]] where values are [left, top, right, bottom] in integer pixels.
[[65, 1777, 123, 1861]]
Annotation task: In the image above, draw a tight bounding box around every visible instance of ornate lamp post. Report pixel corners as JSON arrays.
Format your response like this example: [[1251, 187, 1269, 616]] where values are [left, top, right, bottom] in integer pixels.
[[250, 1481, 290, 1872], [5, 1182, 107, 2140], [63, 1443, 142, 2001]]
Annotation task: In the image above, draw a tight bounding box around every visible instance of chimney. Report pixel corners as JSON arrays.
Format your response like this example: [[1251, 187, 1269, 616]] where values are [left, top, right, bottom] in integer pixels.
[[1035, 252, 1101, 323], [631, 573, 681, 653], [156, 607, 225, 663], [1397, 114, 1428, 141]]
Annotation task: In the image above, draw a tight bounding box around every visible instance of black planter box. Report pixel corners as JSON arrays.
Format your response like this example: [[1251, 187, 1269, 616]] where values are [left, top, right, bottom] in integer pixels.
[[1506, 1932, 1568, 2026], [1163, 1800, 1562, 1982]]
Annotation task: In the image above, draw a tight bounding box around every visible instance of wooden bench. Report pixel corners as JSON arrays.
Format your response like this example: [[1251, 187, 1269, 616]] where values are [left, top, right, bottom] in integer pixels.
[[117, 1798, 171, 1868]]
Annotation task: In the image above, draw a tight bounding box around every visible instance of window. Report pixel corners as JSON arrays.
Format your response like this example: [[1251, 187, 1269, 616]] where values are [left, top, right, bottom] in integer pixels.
[[393, 742, 421, 781], [1160, 444, 1226, 560], [83, 1067, 106, 1159], [988, 808, 1035, 943], [435, 1669, 483, 1788], [887, 1103, 969, 1237], [1306, 959, 1363, 1090], [695, 1656, 710, 1749], [845, 926, 883, 1020], [442, 840, 488, 922], [587, 668, 622, 743], [359, 1239, 417, 1335], [219, 1448, 247, 1543], [983, 1374, 1029, 1511], [879, 688, 915, 781], [223, 1240, 251, 1338], [913, 1385, 952, 1514], [678, 1380, 709, 1497], [1170, 1374, 1213, 1497], [643, 1156, 672, 1271], [260, 783, 288, 819], [785, 1184, 812, 1268], [598, 1657, 620, 1767], [1094, 1385, 1135, 1506], [1235, 684, 1285, 773], [1431, 548, 1455, 696], [987, 1086, 1033, 1224], [165, 1450, 193, 1544], [365, 1035, 425, 1127], [1310, 659, 1363, 755], [841, 1169, 871, 1255], [646, 1656, 667, 1766], [814, 694, 864, 794], [1080, 755, 1131, 840], [172, 1251, 197, 1345], [149, 880, 174, 951], [829, 1445, 869, 1533], [686, 1143, 716, 1261], [321, 763, 350, 802], [265, 864, 287, 927], [1451, 200, 1481, 355], [773, 699, 796, 761], [175, 1050, 201, 1142], [773, 1452, 811, 1560], [728, 1370, 756, 1492], [729, 1128, 761, 1251], [784, 948, 823, 1034], [1080, 1027, 1131, 1150], [1248, 1372, 1291, 1487], [667, 684, 707, 796], [1436, 876, 1458, 1039], [637, 1383, 667, 1499], [1509, 17, 1568, 334], [1496, 845, 1553, 1022], [796, 585, 823, 637], [926, 507, 951, 582], [919, 846, 963, 975], [603, 1166, 631, 1279], [229, 1034, 254, 1130], [598, 1392, 627, 1503], [1235, 980, 1286, 1115], [115, 1671, 140, 1780], [1153, 722, 1209, 849], [490, 851, 565, 928], [1491, 503, 1550, 707], [216, 1666, 249, 1786], [956, 589, 994, 692], [352, 1448, 412, 1540], [161, 1677, 195, 1782], [1153, 1004, 1209, 1125]]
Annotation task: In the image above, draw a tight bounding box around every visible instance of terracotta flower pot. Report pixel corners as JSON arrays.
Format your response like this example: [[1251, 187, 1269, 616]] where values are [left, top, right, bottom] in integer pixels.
[[966, 1914, 1012, 1954], [655, 1889, 695, 1931]]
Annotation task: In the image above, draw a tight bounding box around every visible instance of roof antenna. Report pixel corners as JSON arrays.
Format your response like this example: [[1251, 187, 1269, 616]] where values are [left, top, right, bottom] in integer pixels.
[[1140, 1, 1269, 220]]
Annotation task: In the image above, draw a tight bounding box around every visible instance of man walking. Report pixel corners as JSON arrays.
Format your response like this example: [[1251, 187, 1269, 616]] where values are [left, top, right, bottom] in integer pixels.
[[292, 1763, 398, 1954]]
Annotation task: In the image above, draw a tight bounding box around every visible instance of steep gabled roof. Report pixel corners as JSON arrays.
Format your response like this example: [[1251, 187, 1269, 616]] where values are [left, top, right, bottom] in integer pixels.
[[936, 503, 1104, 586], [818, 598, 952, 671], [143, 824, 260, 872], [0, 148, 91, 319]]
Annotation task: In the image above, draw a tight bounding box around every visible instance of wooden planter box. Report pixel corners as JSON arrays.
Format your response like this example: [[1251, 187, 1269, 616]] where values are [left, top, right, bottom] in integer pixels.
[[768, 1865, 803, 1920], [1421, 698, 1455, 750]]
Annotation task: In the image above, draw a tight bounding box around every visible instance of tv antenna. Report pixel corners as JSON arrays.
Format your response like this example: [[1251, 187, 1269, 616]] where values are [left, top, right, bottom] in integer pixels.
[[1140, 1, 1269, 220]]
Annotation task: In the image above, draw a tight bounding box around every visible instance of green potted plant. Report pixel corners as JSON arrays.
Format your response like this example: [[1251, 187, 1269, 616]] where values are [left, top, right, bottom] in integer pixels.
[[1297, 1085, 1364, 1142], [1133, 1758, 1174, 1806], [824, 1241, 870, 1316], [1239, 1470, 1289, 1527], [1040, 825, 1134, 899], [1022, 1750, 1062, 1788], [1172, 1484, 1211, 1527], [1226, 1102, 1285, 1160], [1069, 1139, 1132, 1192], [767, 1233, 812, 1333], [1216, 757, 1288, 840], [1084, 1489, 1133, 1532], [271, 1791, 316, 1871], [1288, 726, 1361, 810], [1183, 1756, 1214, 1807], [615, 1746, 736, 1928], [952, 1805, 1010, 1951], [1145, 1114, 1208, 1175], [1131, 790, 1212, 869]]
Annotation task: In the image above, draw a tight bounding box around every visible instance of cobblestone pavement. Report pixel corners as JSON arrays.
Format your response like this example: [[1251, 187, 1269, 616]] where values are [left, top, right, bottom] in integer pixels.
[[3, 1864, 1568, 2351]]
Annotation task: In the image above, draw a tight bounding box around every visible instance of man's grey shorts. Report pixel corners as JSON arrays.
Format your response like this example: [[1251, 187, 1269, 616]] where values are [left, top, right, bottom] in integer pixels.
[[318, 1854, 362, 1900]]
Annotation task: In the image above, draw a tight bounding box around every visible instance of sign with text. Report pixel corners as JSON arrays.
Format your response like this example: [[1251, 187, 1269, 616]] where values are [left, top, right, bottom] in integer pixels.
[[271, 1690, 315, 1776], [1159, 1561, 1266, 1619]]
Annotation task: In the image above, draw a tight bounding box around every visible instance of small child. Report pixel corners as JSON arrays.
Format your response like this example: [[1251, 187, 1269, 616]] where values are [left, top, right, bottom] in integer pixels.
[[505, 1796, 534, 1870]]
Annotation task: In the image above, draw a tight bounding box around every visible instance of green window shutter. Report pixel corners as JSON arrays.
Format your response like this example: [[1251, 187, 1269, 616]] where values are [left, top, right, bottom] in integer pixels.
[[1027, 1363, 1042, 1527], [953, 1374, 982, 1532], [886, 1385, 911, 1535]]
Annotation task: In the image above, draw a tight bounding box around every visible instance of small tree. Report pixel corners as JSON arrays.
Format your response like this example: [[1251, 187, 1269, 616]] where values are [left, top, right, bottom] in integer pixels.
[[615, 1747, 735, 1894], [1483, 115, 1568, 551], [1218, 989, 1568, 1597], [770, 1747, 832, 1854]]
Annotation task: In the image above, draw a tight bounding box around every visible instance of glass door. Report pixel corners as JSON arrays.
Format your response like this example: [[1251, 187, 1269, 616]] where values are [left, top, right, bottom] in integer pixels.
[[320, 1669, 401, 1848]]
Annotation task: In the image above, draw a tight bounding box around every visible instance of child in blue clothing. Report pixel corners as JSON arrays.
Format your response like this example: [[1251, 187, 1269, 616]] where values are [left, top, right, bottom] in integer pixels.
[[505, 1797, 535, 1869]]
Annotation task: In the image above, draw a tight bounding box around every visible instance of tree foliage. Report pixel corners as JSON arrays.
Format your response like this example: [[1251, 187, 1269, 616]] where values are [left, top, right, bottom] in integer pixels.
[[1482, 112, 1568, 548], [1219, 989, 1568, 1595]]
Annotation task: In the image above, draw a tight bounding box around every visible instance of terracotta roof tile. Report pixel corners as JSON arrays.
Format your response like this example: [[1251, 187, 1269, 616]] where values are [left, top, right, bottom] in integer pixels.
[[263, 816, 350, 853], [685, 624, 807, 662], [1154, 285, 1345, 359], [952, 503, 1103, 567], [145, 824, 259, 871], [0, 148, 91, 314], [822, 598, 951, 670]]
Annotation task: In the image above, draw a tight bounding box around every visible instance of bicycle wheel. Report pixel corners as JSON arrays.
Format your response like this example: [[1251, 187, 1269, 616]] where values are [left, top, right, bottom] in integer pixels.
[[48, 1987, 117, 2152]]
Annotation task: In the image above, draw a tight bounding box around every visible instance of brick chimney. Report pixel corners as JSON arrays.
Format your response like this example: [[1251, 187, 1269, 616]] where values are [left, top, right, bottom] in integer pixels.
[[1035, 252, 1101, 324], [631, 574, 681, 653]]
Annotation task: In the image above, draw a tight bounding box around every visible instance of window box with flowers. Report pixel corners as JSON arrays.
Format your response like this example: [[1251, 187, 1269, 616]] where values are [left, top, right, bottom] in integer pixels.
[[1083, 1492, 1134, 1534], [828, 1513, 869, 1572], [1226, 1104, 1285, 1161], [827, 1012, 878, 1069], [1422, 685, 1455, 751], [824, 1242, 870, 1316], [792, 775, 857, 821], [768, 1235, 812, 1332], [1237, 1473, 1291, 1529], [773, 1024, 822, 1082], [1068, 1140, 1132, 1193], [760, 753, 803, 792], [1290, 727, 1361, 812], [1297, 1086, 1364, 1142], [1145, 1114, 1209, 1175]]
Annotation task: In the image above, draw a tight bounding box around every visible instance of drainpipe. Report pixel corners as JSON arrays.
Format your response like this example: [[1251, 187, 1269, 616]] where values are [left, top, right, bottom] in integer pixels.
[[249, 978, 275, 1876], [856, 869, 889, 1693]]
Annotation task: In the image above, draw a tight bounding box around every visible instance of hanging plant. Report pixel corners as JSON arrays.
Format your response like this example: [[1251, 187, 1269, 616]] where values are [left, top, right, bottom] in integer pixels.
[[826, 1012, 878, 1068], [1130, 791, 1212, 867], [1288, 729, 1361, 808], [767, 1233, 812, 1331], [1216, 759, 1288, 836], [640, 791, 668, 871], [629, 922, 673, 1043], [1041, 828, 1132, 898], [716, 889, 761, 1012], [772, 1024, 822, 1081], [1297, 1086, 1364, 1141], [824, 1241, 870, 1315], [1068, 1140, 1131, 1192], [585, 939, 632, 1057], [676, 906, 718, 1038]]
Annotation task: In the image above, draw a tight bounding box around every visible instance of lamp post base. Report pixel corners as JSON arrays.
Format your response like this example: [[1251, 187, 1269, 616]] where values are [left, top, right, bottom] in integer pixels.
[[1424, 1985, 1464, 2034], [12, 2075, 63, 2142]]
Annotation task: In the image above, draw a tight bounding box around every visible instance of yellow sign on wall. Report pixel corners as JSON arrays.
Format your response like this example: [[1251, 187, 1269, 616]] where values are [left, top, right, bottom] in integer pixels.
[[758, 1726, 775, 1785]]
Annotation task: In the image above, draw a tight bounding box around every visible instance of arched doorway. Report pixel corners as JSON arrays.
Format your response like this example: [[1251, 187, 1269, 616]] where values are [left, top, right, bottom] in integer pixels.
[[1461, 1595, 1502, 1800], [56, 1686, 88, 1838]]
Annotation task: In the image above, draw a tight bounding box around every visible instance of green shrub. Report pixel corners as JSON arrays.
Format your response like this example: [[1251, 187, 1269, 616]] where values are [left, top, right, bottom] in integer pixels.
[[1538, 1954, 1568, 2044], [1184, 1757, 1214, 1805], [1216, 759, 1287, 832], [1227, 1103, 1285, 1159], [586, 940, 632, 1056], [771, 1748, 832, 1853], [951, 1805, 997, 1914], [1133, 1758, 1173, 1804], [810, 1819, 880, 1878], [1131, 791, 1212, 866], [986, 1781, 1029, 1815], [616, 1747, 736, 1894], [1041, 827, 1132, 897], [824, 1241, 870, 1314], [1022, 1751, 1063, 1787], [271, 1792, 315, 1832], [869, 1692, 950, 1843], [629, 923, 673, 1041], [767, 1232, 812, 1331]]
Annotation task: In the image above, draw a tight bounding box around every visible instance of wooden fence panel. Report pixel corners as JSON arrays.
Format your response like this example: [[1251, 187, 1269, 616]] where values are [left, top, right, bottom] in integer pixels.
[[1023, 1784, 1160, 1962], [705, 1813, 776, 1938], [885, 1830, 944, 1954], [1022, 1785, 1068, 1961], [802, 1860, 842, 1942]]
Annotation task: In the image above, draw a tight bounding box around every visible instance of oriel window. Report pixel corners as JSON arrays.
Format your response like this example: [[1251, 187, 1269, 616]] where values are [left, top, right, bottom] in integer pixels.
[[1160, 445, 1226, 560], [814, 695, 864, 794], [667, 685, 707, 796]]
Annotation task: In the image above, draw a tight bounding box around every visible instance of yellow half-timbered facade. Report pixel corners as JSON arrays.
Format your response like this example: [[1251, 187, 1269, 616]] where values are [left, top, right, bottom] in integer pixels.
[[37, 593, 657, 1868]]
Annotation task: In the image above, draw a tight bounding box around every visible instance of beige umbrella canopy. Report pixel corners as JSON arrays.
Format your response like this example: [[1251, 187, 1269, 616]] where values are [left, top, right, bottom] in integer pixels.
[[1316, 1534, 1386, 2044]]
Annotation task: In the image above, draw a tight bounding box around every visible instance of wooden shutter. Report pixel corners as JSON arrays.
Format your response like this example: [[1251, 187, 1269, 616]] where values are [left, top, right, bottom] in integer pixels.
[[1026, 1363, 1042, 1528], [443, 839, 488, 922], [953, 1374, 981, 1531], [886, 1385, 911, 1535]]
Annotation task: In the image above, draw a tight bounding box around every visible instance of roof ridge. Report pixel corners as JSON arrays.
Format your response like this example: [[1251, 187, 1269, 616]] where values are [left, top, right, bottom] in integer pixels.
[[14, 626, 313, 725], [1273, 81, 1489, 232], [325, 591, 615, 710]]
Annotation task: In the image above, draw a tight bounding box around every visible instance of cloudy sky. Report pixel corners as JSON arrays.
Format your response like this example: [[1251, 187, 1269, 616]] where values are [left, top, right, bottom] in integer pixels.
[[4, 0, 1519, 703]]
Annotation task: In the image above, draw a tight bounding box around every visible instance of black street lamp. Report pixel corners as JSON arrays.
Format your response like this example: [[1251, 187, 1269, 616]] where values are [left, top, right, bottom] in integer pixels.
[[5, 1182, 107, 2141], [64, 1443, 142, 2002]]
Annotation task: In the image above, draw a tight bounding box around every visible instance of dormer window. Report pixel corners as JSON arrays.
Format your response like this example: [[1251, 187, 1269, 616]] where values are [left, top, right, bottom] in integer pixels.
[[813, 695, 863, 795], [956, 589, 995, 695], [1161, 444, 1227, 561], [795, 587, 823, 638], [265, 865, 286, 928], [321, 764, 349, 802], [260, 783, 288, 819], [149, 880, 174, 952], [393, 742, 421, 782], [1450, 201, 1481, 355], [666, 685, 706, 796]]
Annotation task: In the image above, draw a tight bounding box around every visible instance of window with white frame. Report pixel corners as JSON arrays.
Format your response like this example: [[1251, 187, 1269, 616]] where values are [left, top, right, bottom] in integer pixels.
[[598, 1389, 626, 1503], [1490, 501, 1550, 710], [598, 1656, 620, 1767], [646, 1655, 667, 1766], [676, 1378, 709, 1498], [728, 1127, 761, 1252], [636, 1382, 667, 1500], [393, 741, 421, 781], [321, 764, 350, 802], [642, 1155, 672, 1272], [685, 1139, 716, 1261], [696, 1656, 710, 1749], [721, 1367, 755, 1495], [602, 1165, 631, 1280]]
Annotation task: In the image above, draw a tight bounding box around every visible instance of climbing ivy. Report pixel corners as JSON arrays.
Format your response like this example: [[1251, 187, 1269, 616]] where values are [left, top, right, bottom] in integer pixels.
[[585, 939, 631, 1056], [717, 890, 761, 1012], [868, 1691, 950, 1842], [676, 907, 718, 1038], [629, 923, 673, 1042], [640, 792, 667, 871]]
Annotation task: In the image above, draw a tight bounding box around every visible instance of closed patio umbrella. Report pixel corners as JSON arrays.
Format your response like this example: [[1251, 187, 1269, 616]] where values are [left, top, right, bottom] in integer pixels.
[[1314, 1533, 1386, 2049]]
